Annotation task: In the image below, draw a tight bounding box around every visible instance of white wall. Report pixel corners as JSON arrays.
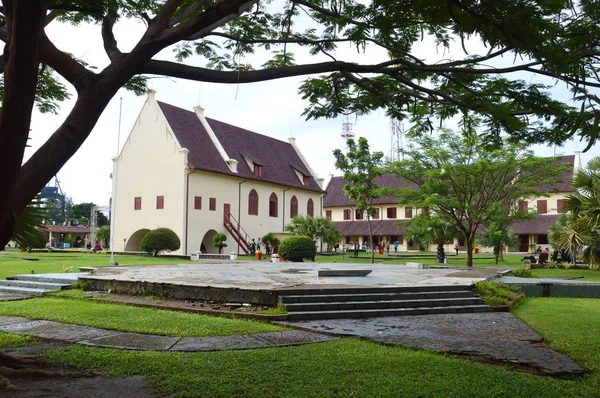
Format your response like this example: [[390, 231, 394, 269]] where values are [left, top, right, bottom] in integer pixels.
[[112, 94, 187, 253]]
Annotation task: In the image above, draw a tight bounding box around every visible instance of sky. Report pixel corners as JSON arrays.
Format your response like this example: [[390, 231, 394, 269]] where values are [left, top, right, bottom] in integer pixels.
[[25, 8, 599, 208]]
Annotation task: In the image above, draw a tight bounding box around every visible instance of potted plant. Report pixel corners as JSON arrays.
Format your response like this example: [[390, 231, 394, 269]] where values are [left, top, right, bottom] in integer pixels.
[[255, 249, 263, 260], [474, 246, 480, 254]]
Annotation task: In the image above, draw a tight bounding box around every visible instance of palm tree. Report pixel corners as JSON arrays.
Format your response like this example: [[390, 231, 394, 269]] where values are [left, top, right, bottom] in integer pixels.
[[551, 157, 600, 269], [285, 216, 340, 251], [404, 215, 457, 263]]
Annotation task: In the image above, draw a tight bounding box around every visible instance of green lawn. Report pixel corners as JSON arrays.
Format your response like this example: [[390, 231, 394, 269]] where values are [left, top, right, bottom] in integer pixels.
[[0, 296, 283, 337], [0, 250, 195, 280], [1, 296, 599, 397]]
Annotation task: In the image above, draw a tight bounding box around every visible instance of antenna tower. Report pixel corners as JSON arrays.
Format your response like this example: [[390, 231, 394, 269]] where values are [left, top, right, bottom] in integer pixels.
[[389, 119, 404, 161], [341, 116, 354, 153]]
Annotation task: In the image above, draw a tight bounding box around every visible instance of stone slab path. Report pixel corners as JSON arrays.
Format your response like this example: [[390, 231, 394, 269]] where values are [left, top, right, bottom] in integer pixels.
[[0, 315, 335, 351], [280, 312, 586, 378]]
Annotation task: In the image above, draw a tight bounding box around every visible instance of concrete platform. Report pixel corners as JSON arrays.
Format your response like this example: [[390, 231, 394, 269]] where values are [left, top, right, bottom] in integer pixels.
[[79, 262, 507, 305]]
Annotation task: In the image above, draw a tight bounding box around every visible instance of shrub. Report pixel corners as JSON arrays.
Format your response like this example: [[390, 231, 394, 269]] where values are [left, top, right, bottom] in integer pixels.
[[506, 269, 534, 278], [213, 233, 227, 254], [473, 281, 521, 306], [278, 236, 316, 262], [140, 228, 181, 257]]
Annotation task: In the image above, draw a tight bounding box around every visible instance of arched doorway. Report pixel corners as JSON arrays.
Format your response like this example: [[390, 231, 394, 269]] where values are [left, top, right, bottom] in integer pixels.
[[201, 229, 218, 253], [125, 229, 150, 252]]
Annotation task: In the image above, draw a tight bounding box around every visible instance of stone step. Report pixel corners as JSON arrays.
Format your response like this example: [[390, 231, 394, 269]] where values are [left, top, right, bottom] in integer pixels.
[[287, 304, 493, 321], [284, 297, 484, 312], [280, 290, 475, 304], [6, 273, 84, 285], [0, 280, 71, 290], [0, 285, 48, 296], [279, 284, 470, 296]]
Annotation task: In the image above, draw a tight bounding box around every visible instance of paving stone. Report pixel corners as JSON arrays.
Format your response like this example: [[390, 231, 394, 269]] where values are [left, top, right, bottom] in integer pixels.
[[27, 324, 120, 343], [81, 332, 181, 351], [0, 320, 56, 332], [253, 330, 335, 346], [169, 335, 267, 351], [282, 312, 586, 377]]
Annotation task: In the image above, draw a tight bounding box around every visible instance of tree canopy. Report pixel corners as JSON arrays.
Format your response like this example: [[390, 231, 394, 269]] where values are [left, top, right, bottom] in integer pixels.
[[385, 130, 568, 266], [1, 0, 600, 247]]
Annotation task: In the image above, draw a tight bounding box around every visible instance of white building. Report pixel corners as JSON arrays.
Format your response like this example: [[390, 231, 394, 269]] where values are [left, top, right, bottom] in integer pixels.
[[111, 91, 324, 255]]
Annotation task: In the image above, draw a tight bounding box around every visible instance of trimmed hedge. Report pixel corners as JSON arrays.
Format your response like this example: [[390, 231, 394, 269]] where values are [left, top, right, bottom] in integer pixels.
[[140, 228, 181, 257], [278, 236, 316, 262]]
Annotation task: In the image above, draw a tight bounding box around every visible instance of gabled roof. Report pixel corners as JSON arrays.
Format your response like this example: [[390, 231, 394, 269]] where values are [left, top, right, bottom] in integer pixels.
[[334, 220, 407, 237], [157, 101, 323, 193], [510, 214, 561, 235], [40, 225, 93, 234], [324, 174, 418, 207]]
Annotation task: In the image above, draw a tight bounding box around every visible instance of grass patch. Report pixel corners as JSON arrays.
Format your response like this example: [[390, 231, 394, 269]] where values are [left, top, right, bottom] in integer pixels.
[[473, 281, 521, 306], [0, 297, 284, 337], [0, 251, 196, 280], [513, 297, 600, 374], [506, 268, 535, 278], [42, 338, 596, 397], [0, 331, 38, 349], [529, 268, 600, 281], [257, 300, 288, 315]]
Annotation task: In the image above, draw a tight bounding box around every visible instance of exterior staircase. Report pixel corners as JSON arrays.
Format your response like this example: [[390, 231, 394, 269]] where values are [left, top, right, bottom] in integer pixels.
[[223, 213, 251, 255], [0, 274, 77, 296], [279, 285, 492, 321]]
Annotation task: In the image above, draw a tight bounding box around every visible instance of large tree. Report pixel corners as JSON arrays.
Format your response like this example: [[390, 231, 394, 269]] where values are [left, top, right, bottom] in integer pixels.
[[71, 202, 109, 226], [285, 215, 340, 251], [333, 137, 384, 264], [385, 130, 568, 267], [1, 0, 600, 248], [403, 214, 457, 263]]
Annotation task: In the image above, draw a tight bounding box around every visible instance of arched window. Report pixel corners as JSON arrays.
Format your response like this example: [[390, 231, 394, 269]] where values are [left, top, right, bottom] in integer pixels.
[[307, 198, 314, 217], [290, 195, 298, 218], [269, 193, 278, 217], [248, 189, 259, 215]]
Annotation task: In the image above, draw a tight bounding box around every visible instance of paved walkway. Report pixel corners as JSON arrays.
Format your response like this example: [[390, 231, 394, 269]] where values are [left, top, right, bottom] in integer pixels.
[[280, 312, 586, 377], [0, 315, 335, 351]]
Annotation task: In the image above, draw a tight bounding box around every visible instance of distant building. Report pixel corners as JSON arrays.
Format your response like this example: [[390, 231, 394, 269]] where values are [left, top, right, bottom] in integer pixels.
[[324, 153, 580, 252], [111, 91, 324, 255]]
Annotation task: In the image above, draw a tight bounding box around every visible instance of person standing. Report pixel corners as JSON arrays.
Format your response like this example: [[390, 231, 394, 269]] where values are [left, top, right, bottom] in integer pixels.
[[354, 242, 359, 257], [386, 241, 390, 254], [250, 239, 256, 256], [393, 240, 398, 253], [454, 241, 460, 256]]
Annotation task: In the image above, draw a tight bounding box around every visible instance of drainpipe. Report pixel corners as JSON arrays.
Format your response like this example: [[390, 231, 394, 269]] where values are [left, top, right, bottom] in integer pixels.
[[184, 170, 195, 255], [282, 187, 291, 231], [237, 179, 247, 255]]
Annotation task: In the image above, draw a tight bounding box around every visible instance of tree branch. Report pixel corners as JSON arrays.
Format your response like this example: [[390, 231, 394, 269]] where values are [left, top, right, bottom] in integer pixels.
[[170, 0, 209, 26], [38, 33, 89, 88], [101, 15, 122, 60]]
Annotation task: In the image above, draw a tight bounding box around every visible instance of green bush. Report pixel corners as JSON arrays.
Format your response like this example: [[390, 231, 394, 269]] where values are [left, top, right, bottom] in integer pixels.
[[278, 236, 316, 262], [140, 228, 181, 257], [473, 281, 521, 306], [213, 233, 227, 254], [506, 269, 534, 278]]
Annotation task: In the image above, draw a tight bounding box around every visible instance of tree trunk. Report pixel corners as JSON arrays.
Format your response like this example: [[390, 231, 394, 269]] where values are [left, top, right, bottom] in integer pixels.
[[465, 239, 474, 267], [367, 216, 374, 264], [0, 1, 47, 249], [436, 244, 445, 263]]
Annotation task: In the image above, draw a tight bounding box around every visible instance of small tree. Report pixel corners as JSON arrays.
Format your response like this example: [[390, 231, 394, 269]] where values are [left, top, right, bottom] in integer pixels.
[[140, 228, 181, 257], [96, 225, 110, 247], [477, 223, 518, 264], [285, 216, 340, 252], [278, 236, 317, 262], [333, 138, 384, 264], [213, 233, 228, 254], [404, 215, 457, 263], [261, 233, 280, 252]]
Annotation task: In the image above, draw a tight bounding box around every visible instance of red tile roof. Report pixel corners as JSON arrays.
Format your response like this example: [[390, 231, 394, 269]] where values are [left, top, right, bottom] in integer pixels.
[[158, 101, 323, 193], [324, 174, 418, 207], [334, 220, 407, 237], [510, 214, 561, 235], [40, 225, 94, 234]]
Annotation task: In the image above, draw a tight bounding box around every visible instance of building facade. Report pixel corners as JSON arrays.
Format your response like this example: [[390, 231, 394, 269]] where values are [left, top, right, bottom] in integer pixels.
[[324, 153, 579, 253], [111, 91, 324, 255]]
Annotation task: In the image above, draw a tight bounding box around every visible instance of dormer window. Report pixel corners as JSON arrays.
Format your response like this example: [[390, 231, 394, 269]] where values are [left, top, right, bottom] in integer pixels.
[[303, 175, 310, 186], [254, 165, 263, 177]]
